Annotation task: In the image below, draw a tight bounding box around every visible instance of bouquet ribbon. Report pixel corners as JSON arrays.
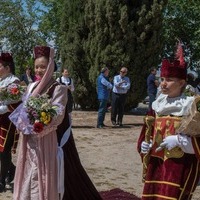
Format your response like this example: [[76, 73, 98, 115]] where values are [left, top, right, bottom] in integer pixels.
[[9, 94, 34, 134], [9, 83, 36, 134], [57, 125, 71, 199]]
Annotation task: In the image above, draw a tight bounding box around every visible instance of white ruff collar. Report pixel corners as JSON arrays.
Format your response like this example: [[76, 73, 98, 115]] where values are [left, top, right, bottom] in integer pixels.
[[152, 94, 194, 116], [0, 74, 19, 88]]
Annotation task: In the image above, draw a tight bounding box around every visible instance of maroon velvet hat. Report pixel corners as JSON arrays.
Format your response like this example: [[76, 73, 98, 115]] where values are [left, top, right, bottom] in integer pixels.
[[161, 41, 187, 80], [0, 53, 13, 63], [33, 46, 50, 59], [161, 59, 187, 80]]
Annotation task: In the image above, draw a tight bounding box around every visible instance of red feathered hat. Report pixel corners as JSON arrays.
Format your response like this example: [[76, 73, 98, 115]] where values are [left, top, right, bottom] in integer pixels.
[[33, 46, 50, 59], [0, 53, 13, 63], [161, 41, 187, 80]]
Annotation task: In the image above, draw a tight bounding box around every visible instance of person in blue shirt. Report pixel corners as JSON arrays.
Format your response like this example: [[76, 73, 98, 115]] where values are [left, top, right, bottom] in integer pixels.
[[147, 67, 159, 110], [111, 67, 130, 126], [20, 66, 34, 85], [97, 67, 113, 128]]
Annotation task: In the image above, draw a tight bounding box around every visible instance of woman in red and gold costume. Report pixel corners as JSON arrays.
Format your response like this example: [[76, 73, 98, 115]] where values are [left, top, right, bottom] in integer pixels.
[[138, 44, 200, 200], [0, 53, 21, 192]]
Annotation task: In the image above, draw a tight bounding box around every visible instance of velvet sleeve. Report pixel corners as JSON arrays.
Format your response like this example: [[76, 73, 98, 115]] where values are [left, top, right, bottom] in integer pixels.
[[191, 137, 200, 160]]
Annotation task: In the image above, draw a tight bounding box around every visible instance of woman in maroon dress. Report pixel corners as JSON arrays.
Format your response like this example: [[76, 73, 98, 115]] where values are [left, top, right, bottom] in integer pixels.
[[10, 46, 102, 200]]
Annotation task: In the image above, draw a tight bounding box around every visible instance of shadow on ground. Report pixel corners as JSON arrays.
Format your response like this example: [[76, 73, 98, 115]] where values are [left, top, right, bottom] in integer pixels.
[[129, 108, 148, 116], [100, 188, 140, 200]]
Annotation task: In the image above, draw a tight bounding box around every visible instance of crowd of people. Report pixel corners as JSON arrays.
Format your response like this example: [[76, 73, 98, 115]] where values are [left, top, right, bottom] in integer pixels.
[[0, 46, 132, 200], [1, 42, 200, 200]]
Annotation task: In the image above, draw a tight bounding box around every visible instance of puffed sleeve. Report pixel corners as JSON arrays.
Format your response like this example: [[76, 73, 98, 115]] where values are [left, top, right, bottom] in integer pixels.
[[37, 85, 68, 137], [51, 84, 68, 125]]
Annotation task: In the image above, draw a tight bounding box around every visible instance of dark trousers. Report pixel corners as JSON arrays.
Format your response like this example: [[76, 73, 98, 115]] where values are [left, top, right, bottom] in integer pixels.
[[111, 92, 127, 123], [0, 132, 15, 185], [97, 99, 108, 126], [148, 92, 156, 110]]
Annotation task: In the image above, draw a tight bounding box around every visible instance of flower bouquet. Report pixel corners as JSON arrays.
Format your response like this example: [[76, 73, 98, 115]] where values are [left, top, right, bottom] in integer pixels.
[[24, 94, 60, 133], [178, 95, 200, 136], [0, 83, 25, 104]]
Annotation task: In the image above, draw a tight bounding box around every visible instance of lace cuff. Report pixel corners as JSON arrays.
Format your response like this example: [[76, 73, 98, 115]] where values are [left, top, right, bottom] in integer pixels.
[[178, 134, 195, 154]]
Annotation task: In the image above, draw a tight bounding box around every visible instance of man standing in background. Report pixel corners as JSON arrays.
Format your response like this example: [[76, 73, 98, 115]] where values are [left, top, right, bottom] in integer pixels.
[[97, 67, 113, 128], [147, 67, 159, 110], [111, 67, 130, 127], [20, 66, 34, 85]]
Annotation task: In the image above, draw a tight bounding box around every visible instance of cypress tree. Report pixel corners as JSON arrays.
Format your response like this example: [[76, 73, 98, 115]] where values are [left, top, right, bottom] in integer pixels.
[[59, 0, 96, 109], [84, 0, 167, 108], [59, 0, 167, 109]]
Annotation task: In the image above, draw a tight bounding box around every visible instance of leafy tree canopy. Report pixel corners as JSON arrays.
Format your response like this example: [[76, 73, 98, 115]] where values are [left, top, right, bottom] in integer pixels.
[[0, 0, 47, 74], [1, 0, 200, 109], [163, 0, 200, 69]]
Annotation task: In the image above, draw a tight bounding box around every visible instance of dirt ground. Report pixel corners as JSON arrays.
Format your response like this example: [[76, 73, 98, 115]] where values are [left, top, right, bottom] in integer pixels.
[[1, 110, 200, 199]]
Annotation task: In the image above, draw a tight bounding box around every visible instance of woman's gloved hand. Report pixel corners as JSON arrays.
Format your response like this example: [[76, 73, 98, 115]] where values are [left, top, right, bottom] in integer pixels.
[[0, 105, 9, 114]]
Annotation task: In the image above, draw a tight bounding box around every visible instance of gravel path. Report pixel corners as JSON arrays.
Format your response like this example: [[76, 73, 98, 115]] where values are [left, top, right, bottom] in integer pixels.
[[1, 109, 200, 199]]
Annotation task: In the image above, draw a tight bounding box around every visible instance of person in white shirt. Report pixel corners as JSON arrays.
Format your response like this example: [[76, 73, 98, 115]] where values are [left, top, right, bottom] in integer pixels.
[[111, 67, 130, 126], [56, 69, 74, 118]]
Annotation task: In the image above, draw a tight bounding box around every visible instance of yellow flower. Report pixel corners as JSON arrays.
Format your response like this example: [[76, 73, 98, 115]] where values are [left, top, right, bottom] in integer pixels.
[[43, 114, 51, 125], [41, 112, 47, 117], [40, 112, 51, 125], [40, 112, 47, 122]]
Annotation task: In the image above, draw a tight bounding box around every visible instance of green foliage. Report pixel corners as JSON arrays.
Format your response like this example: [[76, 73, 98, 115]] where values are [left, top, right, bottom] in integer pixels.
[[0, 0, 47, 75], [1, 0, 200, 110], [58, 0, 95, 109], [163, 0, 200, 68], [38, 0, 64, 47]]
